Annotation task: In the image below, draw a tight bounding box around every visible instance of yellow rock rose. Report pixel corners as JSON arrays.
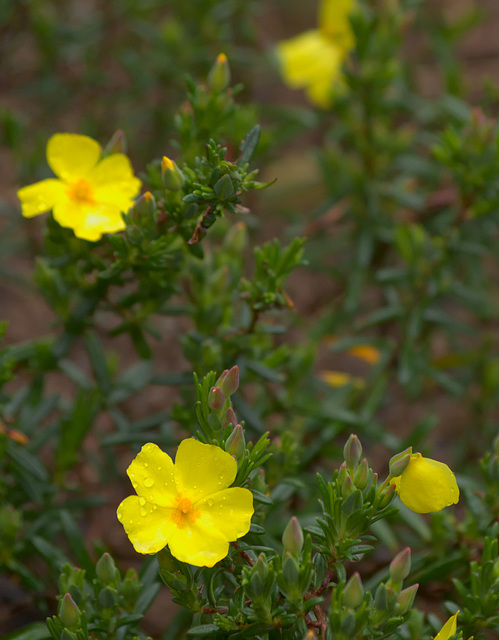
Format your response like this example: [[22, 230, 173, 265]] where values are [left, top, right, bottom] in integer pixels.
[[275, 0, 355, 108], [17, 133, 141, 241], [117, 439, 254, 567], [391, 453, 459, 514]]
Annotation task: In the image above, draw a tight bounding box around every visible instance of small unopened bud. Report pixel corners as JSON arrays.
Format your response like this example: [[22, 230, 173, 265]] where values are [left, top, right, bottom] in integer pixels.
[[390, 547, 411, 584], [282, 517, 304, 556], [354, 458, 370, 490], [104, 129, 127, 155], [374, 583, 393, 610], [378, 483, 396, 509], [344, 434, 362, 468], [397, 583, 418, 614], [96, 552, 116, 584], [225, 424, 245, 458], [208, 386, 226, 412], [343, 572, 364, 608], [133, 191, 156, 220], [222, 406, 237, 428], [59, 593, 80, 629], [208, 52, 231, 92], [161, 156, 184, 191], [341, 475, 355, 499], [389, 447, 412, 477], [338, 463, 349, 486], [98, 586, 117, 608], [219, 365, 239, 397]]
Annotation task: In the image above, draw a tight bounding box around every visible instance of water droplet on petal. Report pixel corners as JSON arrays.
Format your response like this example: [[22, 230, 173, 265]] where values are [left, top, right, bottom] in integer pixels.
[[144, 462, 149, 468], [140, 507, 147, 517], [144, 477, 154, 487], [139, 496, 146, 505], [207, 499, 214, 507]]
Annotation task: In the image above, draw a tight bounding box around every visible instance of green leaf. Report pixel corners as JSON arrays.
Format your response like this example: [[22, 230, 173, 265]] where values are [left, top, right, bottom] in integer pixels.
[[4, 623, 50, 640], [239, 125, 260, 165]]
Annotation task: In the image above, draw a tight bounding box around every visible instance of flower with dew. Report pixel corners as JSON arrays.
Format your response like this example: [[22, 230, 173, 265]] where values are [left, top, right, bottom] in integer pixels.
[[17, 133, 141, 241], [434, 611, 459, 640], [275, 0, 355, 108], [117, 438, 254, 567], [391, 453, 459, 514]]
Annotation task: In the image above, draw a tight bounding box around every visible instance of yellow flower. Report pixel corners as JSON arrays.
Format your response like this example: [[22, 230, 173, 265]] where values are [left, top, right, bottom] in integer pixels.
[[17, 133, 141, 241], [117, 439, 254, 567], [347, 344, 381, 365], [391, 453, 459, 514], [434, 611, 459, 640], [319, 370, 365, 389], [275, 0, 355, 108]]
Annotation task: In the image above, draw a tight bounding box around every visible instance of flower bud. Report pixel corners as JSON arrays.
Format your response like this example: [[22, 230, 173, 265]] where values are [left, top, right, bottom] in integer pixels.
[[208, 52, 231, 92], [338, 463, 349, 486], [222, 406, 238, 428], [354, 458, 370, 490], [161, 156, 184, 191], [208, 386, 226, 412], [98, 586, 117, 609], [389, 447, 412, 477], [397, 583, 418, 614], [389, 547, 411, 584], [341, 475, 355, 499], [343, 572, 364, 609], [374, 583, 395, 610], [344, 434, 362, 468], [282, 517, 304, 556], [59, 593, 80, 629], [219, 365, 239, 397], [377, 483, 396, 509], [340, 612, 356, 635], [96, 552, 117, 584], [131, 191, 156, 223], [225, 424, 245, 458]]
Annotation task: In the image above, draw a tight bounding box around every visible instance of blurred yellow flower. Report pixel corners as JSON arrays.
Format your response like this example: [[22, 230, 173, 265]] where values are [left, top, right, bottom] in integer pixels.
[[276, 0, 355, 107], [391, 453, 459, 514], [434, 611, 458, 640], [17, 133, 141, 241], [117, 439, 254, 567], [319, 370, 365, 388], [347, 344, 381, 365]]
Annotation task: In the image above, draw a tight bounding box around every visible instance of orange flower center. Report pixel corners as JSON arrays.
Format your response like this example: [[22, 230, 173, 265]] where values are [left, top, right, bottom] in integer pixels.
[[67, 178, 95, 204], [171, 495, 199, 529]]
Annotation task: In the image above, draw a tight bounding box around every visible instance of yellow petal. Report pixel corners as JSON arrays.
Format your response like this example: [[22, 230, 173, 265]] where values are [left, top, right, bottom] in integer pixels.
[[47, 133, 101, 182], [72, 203, 126, 241], [117, 495, 175, 554], [348, 345, 381, 365], [434, 611, 459, 640], [319, 0, 355, 48], [87, 154, 141, 211], [17, 179, 66, 218], [52, 201, 125, 241], [276, 30, 343, 108], [126, 442, 177, 508], [168, 519, 229, 567], [196, 487, 254, 541], [174, 438, 237, 504], [396, 454, 459, 514]]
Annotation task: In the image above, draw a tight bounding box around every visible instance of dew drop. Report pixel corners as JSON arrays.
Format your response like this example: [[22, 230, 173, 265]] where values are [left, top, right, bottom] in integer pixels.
[[152, 504, 158, 510], [140, 507, 147, 517], [219, 474, 224, 480], [144, 462, 149, 468], [139, 496, 146, 506], [144, 477, 154, 487], [207, 499, 214, 507], [149, 494, 155, 501]]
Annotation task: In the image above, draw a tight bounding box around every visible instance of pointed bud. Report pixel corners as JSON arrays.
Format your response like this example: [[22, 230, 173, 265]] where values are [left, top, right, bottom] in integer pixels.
[[353, 458, 370, 490], [397, 583, 418, 614], [343, 572, 364, 608], [282, 517, 304, 556], [344, 434, 362, 468], [389, 447, 412, 477], [208, 52, 231, 92], [225, 424, 245, 458], [222, 406, 238, 428], [58, 593, 80, 629], [96, 552, 117, 584], [161, 156, 184, 191], [98, 586, 117, 608], [374, 583, 392, 610], [390, 547, 411, 584], [219, 365, 239, 397], [378, 483, 396, 509], [208, 386, 226, 412], [338, 463, 349, 486], [131, 191, 156, 223], [104, 129, 127, 155]]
